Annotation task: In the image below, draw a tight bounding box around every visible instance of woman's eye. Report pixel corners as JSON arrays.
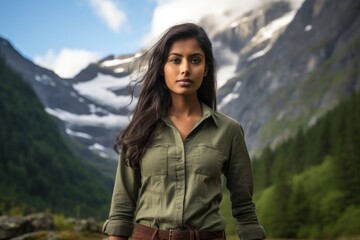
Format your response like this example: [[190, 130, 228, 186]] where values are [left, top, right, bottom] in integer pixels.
[[191, 58, 201, 64], [170, 58, 181, 64]]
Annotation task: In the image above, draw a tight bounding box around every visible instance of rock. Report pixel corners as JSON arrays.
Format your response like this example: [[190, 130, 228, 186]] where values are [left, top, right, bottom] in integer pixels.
[[0, 216, 32, 240], [68, 217, 100, 232], [25, 213, 54, 231], [0, 213, 54, 240]]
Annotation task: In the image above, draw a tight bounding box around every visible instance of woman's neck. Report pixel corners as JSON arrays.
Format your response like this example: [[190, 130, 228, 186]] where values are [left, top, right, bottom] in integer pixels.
[[167, 94, 203, 141], [168, 94, 202, 118]]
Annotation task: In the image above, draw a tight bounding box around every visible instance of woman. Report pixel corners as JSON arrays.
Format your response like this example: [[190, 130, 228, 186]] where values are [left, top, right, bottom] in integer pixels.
[[102, 22, 266, 240]]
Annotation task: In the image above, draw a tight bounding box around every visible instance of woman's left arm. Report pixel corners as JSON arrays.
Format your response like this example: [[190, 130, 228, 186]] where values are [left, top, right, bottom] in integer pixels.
[[223, 123, 266, 240]]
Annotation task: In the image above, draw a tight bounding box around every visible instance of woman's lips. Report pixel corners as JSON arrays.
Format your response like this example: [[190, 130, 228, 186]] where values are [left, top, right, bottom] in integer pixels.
[[176, 79, 193, 87]]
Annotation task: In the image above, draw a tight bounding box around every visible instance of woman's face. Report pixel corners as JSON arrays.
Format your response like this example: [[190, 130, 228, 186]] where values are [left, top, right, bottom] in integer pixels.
[[163, 38, 207, 98]]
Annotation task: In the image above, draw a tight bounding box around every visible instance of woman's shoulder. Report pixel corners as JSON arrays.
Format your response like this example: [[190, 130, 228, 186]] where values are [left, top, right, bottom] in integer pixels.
[[213, 111, 243, 129], [201, 103, 243, 131]]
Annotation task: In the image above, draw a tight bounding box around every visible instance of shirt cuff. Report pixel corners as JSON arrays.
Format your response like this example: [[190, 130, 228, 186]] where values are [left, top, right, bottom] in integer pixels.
[[102, 219, 134, 237], [237, 224, 266, 240]]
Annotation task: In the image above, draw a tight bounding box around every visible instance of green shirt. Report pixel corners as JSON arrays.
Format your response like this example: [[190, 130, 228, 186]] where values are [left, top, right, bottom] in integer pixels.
[[102, 103, 266, 239]]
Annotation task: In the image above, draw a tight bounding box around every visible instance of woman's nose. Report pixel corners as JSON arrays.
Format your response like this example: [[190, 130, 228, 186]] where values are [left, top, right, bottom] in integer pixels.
[[180, 61, 190, 75]]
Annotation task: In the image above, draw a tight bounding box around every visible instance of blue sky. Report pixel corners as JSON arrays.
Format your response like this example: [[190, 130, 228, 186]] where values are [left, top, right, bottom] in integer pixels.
[[0, 0, 157, 77], [0, 0, 301, 78], [0, 0, 155, 57]]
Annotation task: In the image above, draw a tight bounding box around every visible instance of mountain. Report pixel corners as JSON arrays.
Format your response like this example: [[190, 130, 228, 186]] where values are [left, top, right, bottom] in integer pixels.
[[0, 58, 110, 218], [1, 0, 359, 178], [0, 38, 122, 179], [216, 0, 360, 155]]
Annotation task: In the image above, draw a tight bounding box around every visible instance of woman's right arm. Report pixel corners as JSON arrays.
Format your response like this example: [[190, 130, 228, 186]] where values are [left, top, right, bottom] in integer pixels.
[[102, 154, 142, 238]]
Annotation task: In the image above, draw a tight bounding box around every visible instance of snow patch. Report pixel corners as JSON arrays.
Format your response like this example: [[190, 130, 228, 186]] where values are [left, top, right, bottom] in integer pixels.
[[247, 11, 296, 62], [251, 11, 296, 43], [88, 104, 110, 115], [247, 44, 272, 62], [46, 107, 129, 128], [89, 143, 105, 150], [101, 57, 133, 67], [233, 81, 242, 92], [218, 92, 240, 110], [89, 143, 110, 158], [34, 74, 56, 87], [114, 67, 125, 73], [217, 64, 237, 89], [73, 73, 135, 109], [214, 42, 239, 89], [66, 128, 92, 139], [99, 152, 109, 158], [304, 24, 312, 32]]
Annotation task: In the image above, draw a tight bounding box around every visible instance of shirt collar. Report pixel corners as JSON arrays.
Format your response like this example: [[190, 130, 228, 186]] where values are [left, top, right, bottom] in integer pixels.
[[201, 103, 218, 127], [162, 102, 218, 127]]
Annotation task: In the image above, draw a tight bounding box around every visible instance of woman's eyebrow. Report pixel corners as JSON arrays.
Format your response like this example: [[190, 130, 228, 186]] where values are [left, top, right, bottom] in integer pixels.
[[168, 52, 205, 57]]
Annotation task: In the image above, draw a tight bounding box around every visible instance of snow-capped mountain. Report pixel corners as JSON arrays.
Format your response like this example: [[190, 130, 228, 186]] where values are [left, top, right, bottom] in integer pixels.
[[1, 0, 359, 178], [0, 39, 132, 176], [216, 0, 360, 155]]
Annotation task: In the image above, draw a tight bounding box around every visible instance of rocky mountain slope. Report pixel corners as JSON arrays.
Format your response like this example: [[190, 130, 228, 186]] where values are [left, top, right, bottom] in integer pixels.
[[217, 0, 360, 155]]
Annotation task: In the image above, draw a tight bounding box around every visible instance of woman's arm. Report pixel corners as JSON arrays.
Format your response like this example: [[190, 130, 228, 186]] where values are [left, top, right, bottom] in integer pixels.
[[102, 153, 141, 237], [108, 236, 128, 240], [224, 123, 266, 240]]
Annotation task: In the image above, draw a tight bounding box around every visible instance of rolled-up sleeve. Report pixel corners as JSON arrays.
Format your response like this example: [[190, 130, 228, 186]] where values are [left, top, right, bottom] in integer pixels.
[[102, 153, 141, 237], [224, 124, 266, 240]]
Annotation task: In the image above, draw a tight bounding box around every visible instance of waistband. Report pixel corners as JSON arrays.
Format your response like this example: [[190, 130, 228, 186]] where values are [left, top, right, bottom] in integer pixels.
[[133, 223, 225, 240]]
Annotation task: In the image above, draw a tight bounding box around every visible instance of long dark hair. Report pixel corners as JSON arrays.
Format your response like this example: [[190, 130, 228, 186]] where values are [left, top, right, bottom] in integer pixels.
[[115, 22, 217, 168]]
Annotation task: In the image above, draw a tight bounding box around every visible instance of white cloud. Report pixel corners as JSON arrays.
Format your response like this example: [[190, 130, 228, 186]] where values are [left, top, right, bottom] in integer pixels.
[[34, 48, 100, 78], [143, 0, 305, 48], [88, 0, 126, 33], [142, 0, 260, 46]]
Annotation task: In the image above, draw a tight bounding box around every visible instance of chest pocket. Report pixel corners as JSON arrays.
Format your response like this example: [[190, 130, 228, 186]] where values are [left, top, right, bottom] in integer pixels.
[[141, 144, 168, 176], [192, 144, 227, 177]]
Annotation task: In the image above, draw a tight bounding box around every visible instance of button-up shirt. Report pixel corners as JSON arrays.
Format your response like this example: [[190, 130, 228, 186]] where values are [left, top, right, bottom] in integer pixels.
[[102, 103, 266, 239]]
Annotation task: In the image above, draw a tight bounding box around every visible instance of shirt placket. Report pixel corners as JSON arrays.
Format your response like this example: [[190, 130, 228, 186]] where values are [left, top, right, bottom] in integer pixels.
[[172, 127, 186, 228], [163, 109, 212, 229]]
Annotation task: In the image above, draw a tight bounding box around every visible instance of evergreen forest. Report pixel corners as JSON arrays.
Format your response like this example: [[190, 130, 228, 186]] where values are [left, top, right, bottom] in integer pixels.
[[0, 59, 112, 219], [252, 91, 360, 238]]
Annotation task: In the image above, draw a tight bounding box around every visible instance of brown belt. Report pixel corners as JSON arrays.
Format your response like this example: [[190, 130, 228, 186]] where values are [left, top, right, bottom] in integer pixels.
[[133, 224, 225, 240]]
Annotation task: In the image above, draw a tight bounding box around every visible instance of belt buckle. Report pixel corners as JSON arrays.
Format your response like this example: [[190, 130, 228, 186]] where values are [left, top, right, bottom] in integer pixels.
[[168, 229, 174, 240]]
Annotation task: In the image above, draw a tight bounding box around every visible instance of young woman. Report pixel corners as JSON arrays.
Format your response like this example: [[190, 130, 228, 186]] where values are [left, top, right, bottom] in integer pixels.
[[102, 22, 266, 240]]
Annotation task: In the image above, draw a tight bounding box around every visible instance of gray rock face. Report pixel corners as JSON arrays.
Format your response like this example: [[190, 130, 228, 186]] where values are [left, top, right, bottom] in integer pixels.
[[0, 213, 53, 240], [218, 0, 360, 155], [0, 216, 32, 240], [25, 213, 54, 232], [67, 217, 100, 232]]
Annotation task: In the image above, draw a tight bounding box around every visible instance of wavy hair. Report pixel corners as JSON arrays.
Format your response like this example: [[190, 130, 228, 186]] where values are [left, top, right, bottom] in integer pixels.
[[115, 22, 217, 168]]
